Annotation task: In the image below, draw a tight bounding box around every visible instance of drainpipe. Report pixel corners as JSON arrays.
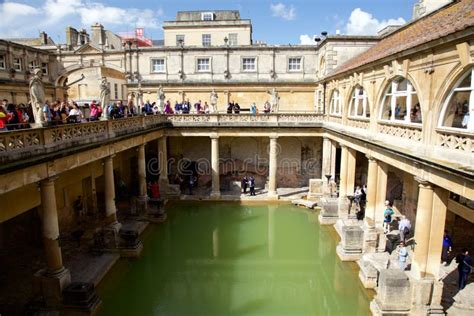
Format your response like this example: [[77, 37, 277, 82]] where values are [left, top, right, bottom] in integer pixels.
[[323, 82, 327, 115]]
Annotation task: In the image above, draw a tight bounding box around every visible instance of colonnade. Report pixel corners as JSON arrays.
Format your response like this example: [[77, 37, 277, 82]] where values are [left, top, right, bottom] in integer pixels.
[[320, 136, 449, 284]]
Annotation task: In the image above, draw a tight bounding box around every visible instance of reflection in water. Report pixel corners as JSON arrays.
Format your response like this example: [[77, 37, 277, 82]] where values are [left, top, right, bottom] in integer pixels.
[[98, 202, 371, 316]]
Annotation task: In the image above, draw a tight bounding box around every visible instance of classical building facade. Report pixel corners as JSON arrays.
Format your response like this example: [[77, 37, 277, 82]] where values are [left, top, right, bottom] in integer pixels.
[[0, 1, 473, 315]]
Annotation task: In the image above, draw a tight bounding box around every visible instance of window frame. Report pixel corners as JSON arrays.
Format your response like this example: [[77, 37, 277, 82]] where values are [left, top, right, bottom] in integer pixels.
[[438, 68, 474, 132], [114, 83, 119, 100], [13, 57, 22, 71], [0, 55, 5, 69], [150, 58, 166, 73], [379, 77, 421, 124], [228, 33, 238, 46], [288, 57, 303, 72], [241, 57, 257, 72], [349, 86, 370, 118], [176, 35, 185, 46], [29, 60, 39, 72], [201, 12, 214, 21], [41, 62, 48, 75], [196, 57, 211, 73], [329, 89, 342, 116], [202, 34, 212, 47]]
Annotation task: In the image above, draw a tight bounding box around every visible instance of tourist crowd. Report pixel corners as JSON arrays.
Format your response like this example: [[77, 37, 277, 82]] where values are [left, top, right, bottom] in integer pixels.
[[0, 97, 278, 131]]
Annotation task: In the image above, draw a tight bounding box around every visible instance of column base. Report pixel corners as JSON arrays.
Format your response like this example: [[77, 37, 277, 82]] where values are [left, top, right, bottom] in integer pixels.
[[336, 223, 364, 261], [267, 191, 279, 200], [318, 197, 339, 225], [62, 282, 102, 316], [358, 252, 391, 289], [369, 269, 411, 316], [210, 191, 221, 199], [33, 267, 71, 308], [135, 195, 148, 215]]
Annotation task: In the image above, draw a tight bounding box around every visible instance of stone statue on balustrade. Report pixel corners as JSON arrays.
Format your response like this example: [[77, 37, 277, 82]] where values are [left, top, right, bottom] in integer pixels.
[[137, 82, 144, 113], [210, 89, 218, 113], [267, 88, 280, 113], [29, 68, 46, 127], [99, 77, 110, 118], [157, 85, 165, 113]]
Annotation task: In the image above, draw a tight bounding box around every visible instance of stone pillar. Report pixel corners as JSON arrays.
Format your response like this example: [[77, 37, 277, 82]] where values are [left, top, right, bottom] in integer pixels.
[[339, 145, 348, 198], [365, 155, 378, 226], [374, 161, 388, 227], [411, 180, 448, 279], [36, 178, 71, 307], [268, 136, 278, 197], [104, 155, 118, 225], [137, 144, 148, 212], [158, 137, 168, 183], [322, 137, 331, 177], [330, 140, 336, 179], [40, 178, 66, 273], [426, 187, 448, 276], [411, 178, 434, 279], [210, 135, 220, 198], [346, 147, 356, 196]]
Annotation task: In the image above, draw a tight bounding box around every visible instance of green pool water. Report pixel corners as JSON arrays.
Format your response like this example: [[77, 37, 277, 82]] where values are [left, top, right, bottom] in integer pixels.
[[98, 202, 372, 316]]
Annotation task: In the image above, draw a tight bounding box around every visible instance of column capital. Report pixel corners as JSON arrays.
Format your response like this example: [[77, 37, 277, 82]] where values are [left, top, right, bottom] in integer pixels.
[[39, 176, 59, 186], [269, 135, 279, 140], [414, 176, 432, 188], [104, 154, 116, 162], [210, 134, 220, 140], [340, 144, 347, 149], [366, 153, 377, 161]]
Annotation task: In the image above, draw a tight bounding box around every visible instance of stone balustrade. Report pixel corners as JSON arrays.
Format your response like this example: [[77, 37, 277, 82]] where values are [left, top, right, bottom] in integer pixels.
[[0, 112, 472, 169], [435, 128, 473, 154], [377, 121, 423, 142]]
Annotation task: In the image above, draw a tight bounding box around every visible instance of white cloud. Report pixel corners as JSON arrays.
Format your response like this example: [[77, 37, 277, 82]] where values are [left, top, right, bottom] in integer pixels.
[[270, 3, 296, 21], [345, 8, 405, 35], [299, 34, 315, 45], [0, 0, 164, 38]]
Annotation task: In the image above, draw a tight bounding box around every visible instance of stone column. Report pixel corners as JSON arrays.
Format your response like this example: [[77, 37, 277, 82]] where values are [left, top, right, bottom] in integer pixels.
[[375, 161, 388, 227], [339, 145, 348, 198], [158, 136, 168, 183], [411, 180, 449, 279], [137, 144, 148, 212], [104, 155, 118, 225], [346, 147, 356, 196], [411, 178, 434, 279], [426, 187, 448, 276], [210, 136, 220, 198], [330, 140, 337, 179], [268, 136, 279, 197], [322, 137, 331, 177], [365, 155, 378, 226], [40, 178, 66, 274], [37, 177, 71, 307]]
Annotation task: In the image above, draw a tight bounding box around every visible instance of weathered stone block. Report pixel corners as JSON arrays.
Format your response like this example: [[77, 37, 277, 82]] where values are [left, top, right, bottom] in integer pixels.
[[372, 269, 411, 314], [342, 225, 364, 253], [318, 197, 339, 225], [447, 283, 474, 315], [307, 179, 324, 200]]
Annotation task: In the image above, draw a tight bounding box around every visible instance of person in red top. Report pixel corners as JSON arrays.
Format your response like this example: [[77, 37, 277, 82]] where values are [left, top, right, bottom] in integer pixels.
[[148, 181, 160, 200], [0, 105, 7, 130]]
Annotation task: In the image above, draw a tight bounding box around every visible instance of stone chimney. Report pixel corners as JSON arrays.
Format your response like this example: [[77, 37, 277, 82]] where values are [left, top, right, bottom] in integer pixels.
[[39, 31, 48, 45], [65, 26, 78, 49], [413, 0, 453, 20], [91, 23, 105, 46]]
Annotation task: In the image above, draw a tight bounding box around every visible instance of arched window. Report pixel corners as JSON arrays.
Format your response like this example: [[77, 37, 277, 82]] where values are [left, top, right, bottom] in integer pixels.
[[349, 86, 370, 118], [439, 68, 473, 131], [380, 78, 421, 123], [329, 90, 341, 115]]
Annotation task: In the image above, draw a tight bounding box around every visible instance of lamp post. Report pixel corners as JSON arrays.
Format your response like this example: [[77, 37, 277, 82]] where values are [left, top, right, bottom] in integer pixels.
[[223, 36, 230, 79], [347, 195, 355, 218], [178, 38, 184, 80]]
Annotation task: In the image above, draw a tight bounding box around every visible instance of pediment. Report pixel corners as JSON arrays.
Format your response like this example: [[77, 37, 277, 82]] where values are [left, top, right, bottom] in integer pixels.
[[74, 43, 103, 54]]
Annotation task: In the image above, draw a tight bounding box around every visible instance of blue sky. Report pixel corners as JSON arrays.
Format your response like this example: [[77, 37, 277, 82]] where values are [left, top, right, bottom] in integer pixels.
[[0, 0, 415, 44]]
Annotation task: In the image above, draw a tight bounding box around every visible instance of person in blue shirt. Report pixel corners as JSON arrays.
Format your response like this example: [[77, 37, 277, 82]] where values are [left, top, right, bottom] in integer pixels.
[[442, 230, 453, 264], [456, 249, 472, 290], [383, 200, 394, 234]]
